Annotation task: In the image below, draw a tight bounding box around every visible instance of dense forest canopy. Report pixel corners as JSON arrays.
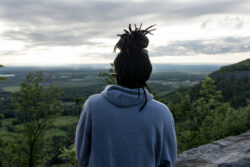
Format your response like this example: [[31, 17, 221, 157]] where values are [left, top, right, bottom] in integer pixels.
[[161, 59, 250, 109], [211, 59, 250, 73]]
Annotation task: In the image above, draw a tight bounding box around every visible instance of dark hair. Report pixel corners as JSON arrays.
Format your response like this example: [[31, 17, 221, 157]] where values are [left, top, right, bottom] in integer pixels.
[[113, 24, 156, 111]]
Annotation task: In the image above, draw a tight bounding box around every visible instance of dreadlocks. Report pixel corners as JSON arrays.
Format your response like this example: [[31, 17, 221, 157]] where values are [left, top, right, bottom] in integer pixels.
[[113, 23, 156, 111]]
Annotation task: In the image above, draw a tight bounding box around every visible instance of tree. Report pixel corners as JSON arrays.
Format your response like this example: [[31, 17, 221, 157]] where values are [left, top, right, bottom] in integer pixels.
[[12, 71, 64, 167], [0, 64, 6, 81], [193, 77, 223, 127], [0, 113, 3, 127], [175, 77, 226, 151], [59, 145, 79, 167], [45, 97, 85, 167]]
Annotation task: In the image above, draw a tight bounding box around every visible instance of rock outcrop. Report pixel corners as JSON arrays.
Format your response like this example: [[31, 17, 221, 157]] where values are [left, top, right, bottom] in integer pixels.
[[176, 130, 250, 167]]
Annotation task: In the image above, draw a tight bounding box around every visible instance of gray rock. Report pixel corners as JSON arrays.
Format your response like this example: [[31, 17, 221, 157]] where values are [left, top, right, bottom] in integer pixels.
[[218, 158, 250, 167], [176, 130, 250, 167]]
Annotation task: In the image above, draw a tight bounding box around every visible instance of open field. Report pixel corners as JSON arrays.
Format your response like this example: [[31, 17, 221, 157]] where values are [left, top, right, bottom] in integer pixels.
[[1, 86, 20, 93]]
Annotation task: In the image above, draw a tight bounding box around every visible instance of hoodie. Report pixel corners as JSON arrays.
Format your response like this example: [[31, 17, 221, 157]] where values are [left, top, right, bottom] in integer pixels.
[[75, 85, 177, 167]]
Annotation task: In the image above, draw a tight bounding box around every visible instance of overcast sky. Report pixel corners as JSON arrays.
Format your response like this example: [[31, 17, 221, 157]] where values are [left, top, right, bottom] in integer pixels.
[[0, 0, 250, 66]]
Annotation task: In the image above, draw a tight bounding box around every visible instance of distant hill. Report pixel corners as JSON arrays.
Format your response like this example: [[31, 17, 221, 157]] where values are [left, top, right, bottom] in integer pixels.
[[208, 59, 250, 108], [161, 59, 250, 108], [210, 59, 250, 73]]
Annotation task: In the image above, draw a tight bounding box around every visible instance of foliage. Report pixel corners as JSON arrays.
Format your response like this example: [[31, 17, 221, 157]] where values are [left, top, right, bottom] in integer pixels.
[[210, 73, 249, 108], [0, 91, 15, 118], [0, 64, 6, 81], [168, 77, 250, 152], [208, 59, 250, 108], [211, 58, 250, 73], [0, 77, 6, 81], [0, 113, 3, 128], [59, 145, 79, 166], [10, 71, 64, 167], [0, 66, 206, 119], [177, 58, 250, 109], [0, 132, 26, 166], [98, 63, 116, 85], [44, 97, 85, 167]]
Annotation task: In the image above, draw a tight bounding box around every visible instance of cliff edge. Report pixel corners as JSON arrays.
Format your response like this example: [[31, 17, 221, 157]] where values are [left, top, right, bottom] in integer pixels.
[[176, 130, 250, 167]]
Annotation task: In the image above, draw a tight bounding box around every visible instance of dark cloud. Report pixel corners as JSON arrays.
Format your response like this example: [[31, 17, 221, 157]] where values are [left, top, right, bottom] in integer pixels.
[[2, 28, 104, 46], [0, 0, 249, 48], [151, 36, 250, 56]]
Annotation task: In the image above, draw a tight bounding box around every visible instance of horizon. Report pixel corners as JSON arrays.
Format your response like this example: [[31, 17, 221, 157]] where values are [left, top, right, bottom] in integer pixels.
[[0, 62, 233, 74], [1, 62, 230, 68]]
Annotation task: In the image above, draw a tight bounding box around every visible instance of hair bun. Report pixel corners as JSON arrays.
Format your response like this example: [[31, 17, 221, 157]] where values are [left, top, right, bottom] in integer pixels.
[[114, 24, 156, 53], [131, 32, 149, 49]]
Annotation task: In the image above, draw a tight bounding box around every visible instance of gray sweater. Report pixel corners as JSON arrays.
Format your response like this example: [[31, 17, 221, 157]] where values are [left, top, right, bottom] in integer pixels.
[[75, 85, 177, 167]]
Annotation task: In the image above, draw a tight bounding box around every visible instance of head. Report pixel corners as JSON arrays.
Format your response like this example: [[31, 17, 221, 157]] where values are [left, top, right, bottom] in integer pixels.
[[113, 24, 155, 90], [113, 24, 156, 111]]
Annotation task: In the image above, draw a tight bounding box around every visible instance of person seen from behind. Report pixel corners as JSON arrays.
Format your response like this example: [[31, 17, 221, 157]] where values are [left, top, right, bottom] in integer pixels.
[[75, 24, 177, 167]]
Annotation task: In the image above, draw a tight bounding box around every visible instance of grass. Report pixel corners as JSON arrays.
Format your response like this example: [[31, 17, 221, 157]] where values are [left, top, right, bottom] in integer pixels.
[[2, 86, 20, 93], [1, 118, 15, 126], [0, 115, 79, 136], [54, 115, 78, 127], [64, 102, 75, 105]]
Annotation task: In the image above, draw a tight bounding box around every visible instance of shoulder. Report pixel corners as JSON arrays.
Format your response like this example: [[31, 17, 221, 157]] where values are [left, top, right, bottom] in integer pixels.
[[85, 94, 104, 105], [149, 99, 171, 113], [80, 94, 103, 116], [83, 94, 107, 110], [148, 99, 175, 123]]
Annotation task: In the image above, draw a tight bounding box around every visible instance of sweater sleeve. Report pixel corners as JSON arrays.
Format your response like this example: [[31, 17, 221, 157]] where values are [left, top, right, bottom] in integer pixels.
[[159, 110, 177, 167], [75, 98, 92, 167]]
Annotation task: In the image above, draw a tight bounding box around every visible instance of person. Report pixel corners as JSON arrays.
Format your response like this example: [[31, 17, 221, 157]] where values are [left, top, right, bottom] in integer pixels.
[[74, 24, 177, 167]]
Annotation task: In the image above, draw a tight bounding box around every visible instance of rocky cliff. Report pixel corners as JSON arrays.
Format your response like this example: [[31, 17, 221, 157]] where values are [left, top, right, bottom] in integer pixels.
[[176, 130, 250, 167]]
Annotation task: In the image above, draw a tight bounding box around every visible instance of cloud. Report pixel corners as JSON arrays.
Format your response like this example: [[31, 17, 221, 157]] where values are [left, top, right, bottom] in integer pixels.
[[1, 0, 250, 66], [2, 28, 104, 46], [201, 15, 246, 29], [151, 36, 250, 56], [1, 0, 250, 48]]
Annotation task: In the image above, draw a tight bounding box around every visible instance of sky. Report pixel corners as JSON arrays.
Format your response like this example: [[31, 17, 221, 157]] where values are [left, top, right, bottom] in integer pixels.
[[0, 0, 250, 66]]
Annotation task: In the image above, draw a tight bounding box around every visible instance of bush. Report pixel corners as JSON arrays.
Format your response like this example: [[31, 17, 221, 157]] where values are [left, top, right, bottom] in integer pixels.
[[6, 124, 15, 132], [12, 119, 21, 126]]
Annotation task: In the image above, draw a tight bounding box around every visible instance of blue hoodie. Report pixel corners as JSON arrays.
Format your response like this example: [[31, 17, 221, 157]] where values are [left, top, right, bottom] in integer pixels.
[[75, 85, 177, 167]]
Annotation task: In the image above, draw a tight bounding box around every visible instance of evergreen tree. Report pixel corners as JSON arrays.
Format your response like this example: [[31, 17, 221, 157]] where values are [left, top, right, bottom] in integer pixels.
[[194, 77, 223, 127]]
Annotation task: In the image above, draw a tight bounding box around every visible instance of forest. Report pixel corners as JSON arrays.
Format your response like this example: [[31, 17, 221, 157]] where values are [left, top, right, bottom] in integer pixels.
[[0, 60, 249, 166]]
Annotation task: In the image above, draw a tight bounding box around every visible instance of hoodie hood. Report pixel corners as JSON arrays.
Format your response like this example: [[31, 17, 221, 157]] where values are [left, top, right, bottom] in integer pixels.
[[101, 85, 153, 107]]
